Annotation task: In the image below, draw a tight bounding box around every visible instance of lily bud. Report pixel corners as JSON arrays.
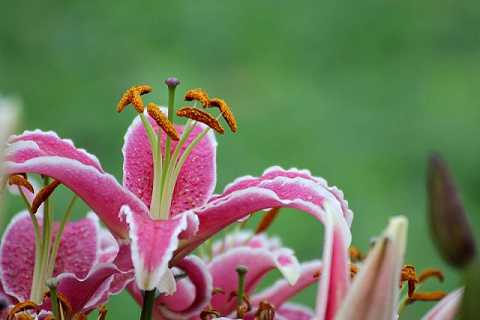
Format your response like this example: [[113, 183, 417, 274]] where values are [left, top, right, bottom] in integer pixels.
[[427, 154, 477, 268]]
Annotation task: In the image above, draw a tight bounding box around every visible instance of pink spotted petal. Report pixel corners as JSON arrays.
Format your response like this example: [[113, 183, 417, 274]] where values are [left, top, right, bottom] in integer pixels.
[[55, 253, 134, 314], [251, 260, 322, 308], [335, 216, 408, 320], [208, 246, 300, 315], [3, 154, 148, 238], [277, 303, 315, 320], [173, 174, 352, 267], [0, 212, 101, 301], [7, 130, 103, 172], [53, 213, 99, 279], [122, 206, 198, 291], [421, 288, 463, 320], [122, 115, 217, 215], [212, 166, 353, 226], [157, 255, 212, 319]]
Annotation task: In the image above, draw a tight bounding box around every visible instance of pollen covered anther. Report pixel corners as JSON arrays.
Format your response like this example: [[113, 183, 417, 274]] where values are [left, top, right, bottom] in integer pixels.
[[208, 98, 238, 133], [147, 103, 180, 141], [177, 107, 225, 134], [418, 268, 444, 283], [8, 174, 34, 194], [200, 305, 220, 320], [7, 301, 39, 320], [255, 208, 280, 234], [408, 291, 447, 303], [349, 245, 365, 263], [400, 264, 417, 298], [255, 301, 275, 320], [31, 179, 61, 214], [185, 88, 209, 107], [117, 85, 153, 113]]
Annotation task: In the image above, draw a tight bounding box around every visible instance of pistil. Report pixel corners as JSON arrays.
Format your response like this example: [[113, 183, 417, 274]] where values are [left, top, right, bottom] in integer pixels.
[[117, 80, 237, 221]]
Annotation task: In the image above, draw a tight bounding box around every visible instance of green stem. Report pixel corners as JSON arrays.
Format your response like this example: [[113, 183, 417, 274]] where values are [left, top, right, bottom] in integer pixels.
[[46, 196, 78, 278], [47, 279, 61, 320], [140, 289, 156, 320], [18, 187, 43, 303]]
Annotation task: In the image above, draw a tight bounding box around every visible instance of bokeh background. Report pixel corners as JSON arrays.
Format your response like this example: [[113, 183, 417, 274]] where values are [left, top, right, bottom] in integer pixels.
[[1, 0, 479, 318]]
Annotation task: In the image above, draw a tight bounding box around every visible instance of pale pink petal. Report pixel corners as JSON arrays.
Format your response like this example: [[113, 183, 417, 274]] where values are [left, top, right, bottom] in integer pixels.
[[211, 231, 282, 257], [122, 115, 217, 215], [277, 303, 315, 320], [335, 216, 408, 320], [174, 175, 351, 267], [122, 206, 198, 291], [3, 155, 148, 238], [7, 130, 103, 172], [421, 288, 463, 320], [251, 260, 322, 308], [208, 246, 300, 315], [212, 166, 353, 226], [315, 209, 350, 320]]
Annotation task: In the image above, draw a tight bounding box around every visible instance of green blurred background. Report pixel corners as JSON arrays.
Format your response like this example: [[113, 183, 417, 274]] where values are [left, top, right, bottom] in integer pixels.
[[1, 0, 479, 318]]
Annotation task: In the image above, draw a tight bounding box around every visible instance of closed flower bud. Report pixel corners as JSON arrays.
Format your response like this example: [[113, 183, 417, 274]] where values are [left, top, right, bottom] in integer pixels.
[[427, 154, 477, 268]]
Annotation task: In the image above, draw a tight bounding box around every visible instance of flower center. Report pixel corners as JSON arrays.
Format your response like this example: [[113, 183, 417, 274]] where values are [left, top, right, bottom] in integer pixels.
[[117, 78, 237, 220]]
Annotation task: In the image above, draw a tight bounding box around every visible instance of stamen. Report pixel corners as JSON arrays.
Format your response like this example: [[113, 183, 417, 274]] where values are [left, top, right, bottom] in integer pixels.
[[185, 88, 209, 107], [408, 291, 447, 303], [208, 98, 238, 133], [31, 180, 61, 214], [350, 264, 359, 279], [177, 107, 224, 134], [212, 287, 225, 295], [97, 305, 108, 320], [147, 103, 180, 141], [7, 301, 38, 320], [8, 174, 34, 193], [200, 305, 220, 320], [255, 301, 275, 320], [116, 85, 152, 113], [400, 265, 417, 298], [349, 245, 365, 263], [255, 208, 280, 234], [418, 268, 444, 283]]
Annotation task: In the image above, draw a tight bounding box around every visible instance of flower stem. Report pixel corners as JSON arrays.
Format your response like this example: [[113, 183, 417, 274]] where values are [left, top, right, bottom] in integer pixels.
[[140, 289, 156, 320], [47, 278, 61, 320]]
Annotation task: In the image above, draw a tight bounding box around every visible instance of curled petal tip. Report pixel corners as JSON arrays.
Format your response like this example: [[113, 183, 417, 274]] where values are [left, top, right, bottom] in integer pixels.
[[427, 154, 477, 268]]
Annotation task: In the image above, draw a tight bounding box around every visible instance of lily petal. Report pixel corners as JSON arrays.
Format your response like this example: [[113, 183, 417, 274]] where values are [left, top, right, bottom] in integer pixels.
[[7, 130, 103, 172], [421, 288, 463, 320], [208, 246, 300, 315], [55, 247, 134, 314], [212, 166, 353, 226], [334, 216, 408, 320], [175, 172, 352, 262], [4, 149, 148, 238], [0, 211, 100, 301], [122, 206, 198, 291], [122, 115, 217, 215], [251, 260, 322, 308], [128, 255, 212, 320]]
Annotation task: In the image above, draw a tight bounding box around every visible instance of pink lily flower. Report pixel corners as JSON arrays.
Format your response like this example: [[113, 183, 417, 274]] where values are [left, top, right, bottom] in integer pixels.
[[0, 183, 133, 319], [165, 217, 463, 320], [2, 82, 353, 311]]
